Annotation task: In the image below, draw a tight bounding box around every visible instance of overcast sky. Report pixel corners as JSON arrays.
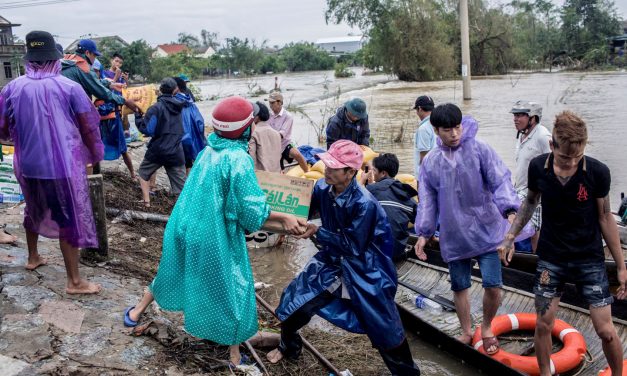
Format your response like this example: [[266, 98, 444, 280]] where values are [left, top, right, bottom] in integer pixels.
[[2, 0, 626, 48]]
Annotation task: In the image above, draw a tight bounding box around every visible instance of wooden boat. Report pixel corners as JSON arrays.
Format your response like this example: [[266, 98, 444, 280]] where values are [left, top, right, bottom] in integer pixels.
[[396, 258, 627, 376]]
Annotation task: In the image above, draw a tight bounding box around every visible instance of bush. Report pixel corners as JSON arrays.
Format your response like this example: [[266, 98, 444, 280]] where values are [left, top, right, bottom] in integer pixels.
[[334, 63, 354, 78]]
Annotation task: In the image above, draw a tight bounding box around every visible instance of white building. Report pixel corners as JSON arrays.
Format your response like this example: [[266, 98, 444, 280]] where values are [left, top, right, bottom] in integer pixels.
[[195, 46, 215, 59], [315, 35, 364, 54]]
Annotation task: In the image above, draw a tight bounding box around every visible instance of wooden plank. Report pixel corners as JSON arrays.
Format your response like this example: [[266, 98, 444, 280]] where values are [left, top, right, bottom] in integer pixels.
[[81, 174, 109, 261]]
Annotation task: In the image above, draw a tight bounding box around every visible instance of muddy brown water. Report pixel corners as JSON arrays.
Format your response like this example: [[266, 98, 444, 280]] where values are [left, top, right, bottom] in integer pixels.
[[200, 69, 627, 375]]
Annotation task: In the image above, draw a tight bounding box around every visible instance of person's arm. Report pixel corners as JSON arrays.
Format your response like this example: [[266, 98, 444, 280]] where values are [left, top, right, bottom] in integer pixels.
[[69, 85, 104, 164], [0, 93, 11, 142], [360, 117, 370, 146], [598, 195, 627, 299], [498, 189, 541, 265], [313, 201, 378, 258], [414, 166, 438, 260], [135, 107, 157, 136], [325, 117, 339, 149], [248, 134, 257, 161], [280, 114, 294, 141], [77, 69, 126, 106]]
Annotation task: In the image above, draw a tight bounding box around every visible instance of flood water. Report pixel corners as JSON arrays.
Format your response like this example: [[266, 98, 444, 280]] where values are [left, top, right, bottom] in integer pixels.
[[196, 68, 627, 375]]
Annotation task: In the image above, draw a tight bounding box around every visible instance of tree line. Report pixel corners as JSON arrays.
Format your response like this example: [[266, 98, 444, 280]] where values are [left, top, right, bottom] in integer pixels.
[[325, 0, 624, 81], [95, 30, 357, 84]]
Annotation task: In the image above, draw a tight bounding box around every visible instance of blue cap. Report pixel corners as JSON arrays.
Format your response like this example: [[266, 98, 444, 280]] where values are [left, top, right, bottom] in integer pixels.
[[345, 98, 367, 120], [77, 39, 101, 56], [178, 73, 190, 82]]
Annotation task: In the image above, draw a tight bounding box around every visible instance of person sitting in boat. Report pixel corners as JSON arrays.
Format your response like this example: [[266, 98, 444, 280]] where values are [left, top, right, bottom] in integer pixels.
[[361, 152, 417, 261], [123, 96, 305, 366], [267, 140, 421, 376], [414, 103, 526, 355], [499, 111, 627, 376], [325, 97, 370, 150], [510, 100, 551, 252]]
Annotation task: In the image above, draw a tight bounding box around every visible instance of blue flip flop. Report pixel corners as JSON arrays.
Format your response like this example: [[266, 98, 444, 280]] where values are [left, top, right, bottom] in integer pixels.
[[124, 306, 138, 327]]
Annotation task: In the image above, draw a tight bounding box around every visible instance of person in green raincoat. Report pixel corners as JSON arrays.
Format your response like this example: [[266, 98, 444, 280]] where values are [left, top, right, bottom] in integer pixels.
[[123, 96, 305, 365]]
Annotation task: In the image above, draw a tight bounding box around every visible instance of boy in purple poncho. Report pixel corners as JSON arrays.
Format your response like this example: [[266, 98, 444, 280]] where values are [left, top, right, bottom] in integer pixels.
[[0, 31, 104, 294], [414, 103, 521, 355]]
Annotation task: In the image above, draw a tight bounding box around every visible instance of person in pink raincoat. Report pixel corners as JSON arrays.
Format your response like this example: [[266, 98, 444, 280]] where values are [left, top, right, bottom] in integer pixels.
[[0, 31, 104, 294]]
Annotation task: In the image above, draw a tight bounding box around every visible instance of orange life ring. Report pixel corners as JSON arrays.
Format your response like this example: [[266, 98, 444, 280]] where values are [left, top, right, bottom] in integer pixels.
[[471, 313, 586, 376], [598, 359, 627, 375]]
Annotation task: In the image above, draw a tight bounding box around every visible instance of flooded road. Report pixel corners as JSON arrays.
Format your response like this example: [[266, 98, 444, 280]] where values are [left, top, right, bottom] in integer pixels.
[[196, 69, 627, 375]]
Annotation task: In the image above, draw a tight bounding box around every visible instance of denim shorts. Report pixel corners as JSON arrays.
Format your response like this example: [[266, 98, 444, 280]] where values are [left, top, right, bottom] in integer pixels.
[[448, 251, 503, 292], [533, 259, 613, 308]]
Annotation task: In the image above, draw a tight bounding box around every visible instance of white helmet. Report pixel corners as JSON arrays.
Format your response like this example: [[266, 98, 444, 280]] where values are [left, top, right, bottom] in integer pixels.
[[510, 100, 542, 122]]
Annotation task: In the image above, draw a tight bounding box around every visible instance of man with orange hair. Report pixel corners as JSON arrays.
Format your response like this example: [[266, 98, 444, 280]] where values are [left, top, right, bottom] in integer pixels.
[[499, 111, 626, 376]]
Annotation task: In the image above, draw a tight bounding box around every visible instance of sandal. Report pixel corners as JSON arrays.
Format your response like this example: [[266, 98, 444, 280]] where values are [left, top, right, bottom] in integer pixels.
[[123, 306, 139, 327], [482, 336, 500, 355]]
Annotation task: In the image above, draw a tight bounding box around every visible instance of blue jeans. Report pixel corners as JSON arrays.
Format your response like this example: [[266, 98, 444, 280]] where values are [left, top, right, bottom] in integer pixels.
[[533, 259, 613, 308], [448, 251, 502, 292]]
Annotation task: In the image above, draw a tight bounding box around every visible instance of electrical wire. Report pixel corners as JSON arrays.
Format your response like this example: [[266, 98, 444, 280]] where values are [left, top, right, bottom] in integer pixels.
[[0, 0, 80, 10]]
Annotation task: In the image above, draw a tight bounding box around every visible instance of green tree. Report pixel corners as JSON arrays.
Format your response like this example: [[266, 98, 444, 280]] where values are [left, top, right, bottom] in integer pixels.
[[280, 42, 335, 71], [149, 52, 206, 82], [326, 0, 456, 81], [177, 32, 201, 49], [120, 40, 153, 81], [561, 0, 621, 59]]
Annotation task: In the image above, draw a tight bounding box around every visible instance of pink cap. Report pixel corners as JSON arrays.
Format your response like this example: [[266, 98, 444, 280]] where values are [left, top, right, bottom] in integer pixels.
[[316, 140, 364, 170]]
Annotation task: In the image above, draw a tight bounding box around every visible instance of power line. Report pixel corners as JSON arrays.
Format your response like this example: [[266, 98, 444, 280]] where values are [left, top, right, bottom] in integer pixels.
[[0, 0, 80, 10]]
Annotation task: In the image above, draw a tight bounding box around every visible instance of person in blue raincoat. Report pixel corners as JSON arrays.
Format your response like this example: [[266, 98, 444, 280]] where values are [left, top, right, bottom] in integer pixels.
[[414, 103, 532, 355], [173, 77, 207, 174], [267, 140, 420, 376]]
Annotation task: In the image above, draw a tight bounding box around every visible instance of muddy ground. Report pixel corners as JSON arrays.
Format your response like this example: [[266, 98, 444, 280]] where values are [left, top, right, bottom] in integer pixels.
[[0, 163, 389, 375]]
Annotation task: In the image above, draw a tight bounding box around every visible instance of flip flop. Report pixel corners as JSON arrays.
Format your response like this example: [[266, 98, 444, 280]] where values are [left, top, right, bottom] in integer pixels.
[[228, 354, 251, 369], [482, 336, 500, 355], [124, 306, 138, 327]]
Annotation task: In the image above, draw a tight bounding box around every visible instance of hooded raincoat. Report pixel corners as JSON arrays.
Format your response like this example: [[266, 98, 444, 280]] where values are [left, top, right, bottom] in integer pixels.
[[0, 61, 103, 248], [149, 132, 270, 345], [415, 116, 530, 262], [175, 92, 207, 163], [275, 178, 406, 350]]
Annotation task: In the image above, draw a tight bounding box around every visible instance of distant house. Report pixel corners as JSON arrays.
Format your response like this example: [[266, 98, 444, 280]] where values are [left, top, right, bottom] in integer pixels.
[[64, 35, 129, 53], [194, 46, 215, 59], [0, 16, 25, 88], [153, 44, 190, 58], [315, 36, 364, 54]]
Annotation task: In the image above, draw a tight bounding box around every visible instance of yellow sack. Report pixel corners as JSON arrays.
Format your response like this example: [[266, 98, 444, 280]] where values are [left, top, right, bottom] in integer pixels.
[[359, 145, 379, 167], [395, 173, 418, 193], [286, 166, 305, 177], [356, 170, 363, 185], [303, 171, 324, 180], [2, 146, 14, 155], [121, 85, 158, 116], [310, 161, 325, 173]]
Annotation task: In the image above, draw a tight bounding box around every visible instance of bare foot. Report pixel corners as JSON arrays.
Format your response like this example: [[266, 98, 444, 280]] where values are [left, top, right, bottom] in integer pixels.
[[0, 230, 17, 244], [267, 348, 284, 364], [25, 257, 46, 271], [457, 332, 473, 345], [66, 280, 102, 295]]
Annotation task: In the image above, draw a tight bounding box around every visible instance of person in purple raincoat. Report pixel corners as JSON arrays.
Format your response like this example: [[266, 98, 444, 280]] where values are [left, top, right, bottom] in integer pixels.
[[414, 103, 530, 355], [0, 31, 104, 294]]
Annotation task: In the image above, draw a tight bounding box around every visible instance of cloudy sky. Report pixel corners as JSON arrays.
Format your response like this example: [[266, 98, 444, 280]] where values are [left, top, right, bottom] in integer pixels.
[[2, 0, 626, 48]]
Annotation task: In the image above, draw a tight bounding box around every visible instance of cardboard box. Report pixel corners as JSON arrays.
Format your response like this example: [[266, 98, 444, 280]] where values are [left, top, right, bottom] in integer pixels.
[[255, 170, 314, 233]]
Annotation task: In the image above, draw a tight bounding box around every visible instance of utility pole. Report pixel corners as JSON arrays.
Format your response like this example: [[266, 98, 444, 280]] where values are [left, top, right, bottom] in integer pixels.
[[460, 0, 472, 100]]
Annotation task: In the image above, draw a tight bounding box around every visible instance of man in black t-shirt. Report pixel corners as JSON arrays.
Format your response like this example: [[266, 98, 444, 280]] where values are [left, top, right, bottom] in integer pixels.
[[498, 111, 626, 376]]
